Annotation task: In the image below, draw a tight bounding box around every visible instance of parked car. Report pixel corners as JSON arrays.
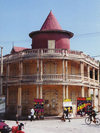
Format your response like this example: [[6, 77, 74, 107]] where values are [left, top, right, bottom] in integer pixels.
[[0, 120, 11, 133]]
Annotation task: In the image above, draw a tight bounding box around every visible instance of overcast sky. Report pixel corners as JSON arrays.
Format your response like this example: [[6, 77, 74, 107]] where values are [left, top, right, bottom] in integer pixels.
[[0, 0, 100, 59]]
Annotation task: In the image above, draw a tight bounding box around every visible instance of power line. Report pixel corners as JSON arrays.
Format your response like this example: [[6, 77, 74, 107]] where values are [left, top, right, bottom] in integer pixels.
[[75, 32, 100, 37], [92, 55, 100, 58], [0, 32, 100, 43], [0, 39, 31, 44], [0, 32, 100, 57]]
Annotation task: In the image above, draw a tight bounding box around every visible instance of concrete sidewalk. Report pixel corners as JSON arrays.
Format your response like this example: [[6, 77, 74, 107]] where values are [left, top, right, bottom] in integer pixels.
[[5, 116, 100, 133]]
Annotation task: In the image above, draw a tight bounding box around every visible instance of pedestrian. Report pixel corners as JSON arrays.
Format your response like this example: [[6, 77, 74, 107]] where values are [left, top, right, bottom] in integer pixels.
[[61, 106, 66, 122], [64, 107, 70, 122], [16, 114, 18, 122], [30, 108, 35, 121]]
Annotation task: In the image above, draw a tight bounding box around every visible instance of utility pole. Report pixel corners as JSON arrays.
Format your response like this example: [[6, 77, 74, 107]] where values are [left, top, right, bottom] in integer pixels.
[[0, 47, 3, 96]]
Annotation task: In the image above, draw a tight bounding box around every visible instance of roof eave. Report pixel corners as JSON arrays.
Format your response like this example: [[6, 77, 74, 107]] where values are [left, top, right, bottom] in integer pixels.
[[29, 30, 74, 38]]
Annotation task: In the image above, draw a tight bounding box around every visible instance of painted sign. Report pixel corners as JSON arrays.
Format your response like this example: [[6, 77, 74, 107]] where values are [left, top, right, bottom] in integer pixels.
[[0, 96, 5, 113], [34, 99, 44, 113], [77, 97, 92, 115], [63, 99, 73, 113]]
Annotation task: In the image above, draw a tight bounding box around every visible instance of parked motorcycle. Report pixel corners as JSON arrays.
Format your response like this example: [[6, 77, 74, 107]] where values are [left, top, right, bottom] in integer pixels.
[[12, 122, 25, 133]]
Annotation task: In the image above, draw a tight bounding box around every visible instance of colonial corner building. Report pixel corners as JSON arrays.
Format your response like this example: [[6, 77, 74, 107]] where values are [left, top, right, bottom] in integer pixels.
[[2, 11, 100, 118]]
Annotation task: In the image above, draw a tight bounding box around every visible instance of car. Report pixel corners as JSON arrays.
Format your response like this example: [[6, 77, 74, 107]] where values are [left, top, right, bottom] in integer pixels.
[[0, 120, 11, 133]]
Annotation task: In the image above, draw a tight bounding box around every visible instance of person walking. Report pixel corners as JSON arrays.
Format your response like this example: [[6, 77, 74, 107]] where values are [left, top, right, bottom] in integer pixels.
[[64, 108, 70, 122], [30, 108, 35, 121]]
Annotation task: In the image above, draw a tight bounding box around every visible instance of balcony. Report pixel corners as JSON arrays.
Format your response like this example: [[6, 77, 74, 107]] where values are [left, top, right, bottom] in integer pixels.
[[3, 49, 99, 66], [3, 74, 99, 87]]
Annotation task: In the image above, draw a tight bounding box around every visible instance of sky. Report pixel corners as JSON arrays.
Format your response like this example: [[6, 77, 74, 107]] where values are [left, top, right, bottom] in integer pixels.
[[0, 0, 100, 60]]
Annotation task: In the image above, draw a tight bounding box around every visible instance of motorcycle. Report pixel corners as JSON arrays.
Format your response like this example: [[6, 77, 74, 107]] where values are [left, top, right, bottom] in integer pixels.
[[12, 121, 25, 133]]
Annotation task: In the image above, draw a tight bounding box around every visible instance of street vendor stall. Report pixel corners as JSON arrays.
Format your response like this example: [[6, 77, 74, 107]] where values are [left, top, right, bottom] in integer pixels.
[[63, 99, 73, 118], [34, 99, 44, 119], [77, 97, 92, 116]]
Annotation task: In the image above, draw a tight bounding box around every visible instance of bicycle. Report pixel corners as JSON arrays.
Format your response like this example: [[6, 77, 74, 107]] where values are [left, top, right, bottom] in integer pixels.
[[85, 115, 100, 126]]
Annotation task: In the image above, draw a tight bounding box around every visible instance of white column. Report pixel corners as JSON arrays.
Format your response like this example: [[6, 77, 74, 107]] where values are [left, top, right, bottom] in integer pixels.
[[93, 68, 95, 81], [65, 60, 68, 80], [66, 85, 68, 99], [93, 89, 96, 107], [88, 87, 91, 97], [82, 86, 85, 97], [20, 61, 23, 75], [81, 62, 84, 81], [98, 89, 100, 111], [41, 49, 43, 56], [37, 85, 39, 98], [87, 65, 90, 82], [62, 60, 65, 80], [40, 60, 43, 81], [98, 69, 99, 82], [17, 87, 22, 116], [63, 85, 65, 100], [62, 49, 65, 56], [40, 85, 42, 99], [37, 60, 39, 81]]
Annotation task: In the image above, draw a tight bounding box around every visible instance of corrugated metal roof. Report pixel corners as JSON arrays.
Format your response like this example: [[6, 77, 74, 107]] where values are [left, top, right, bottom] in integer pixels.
[[11, 46, 28, 53]]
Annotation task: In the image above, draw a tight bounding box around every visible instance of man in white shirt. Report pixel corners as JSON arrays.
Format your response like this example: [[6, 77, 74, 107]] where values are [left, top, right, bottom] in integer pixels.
[[30, 108, 35, 121]]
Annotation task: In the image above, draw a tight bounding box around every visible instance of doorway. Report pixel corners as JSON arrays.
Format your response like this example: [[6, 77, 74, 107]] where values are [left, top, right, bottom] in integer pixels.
[[43, 88, 58, 116]]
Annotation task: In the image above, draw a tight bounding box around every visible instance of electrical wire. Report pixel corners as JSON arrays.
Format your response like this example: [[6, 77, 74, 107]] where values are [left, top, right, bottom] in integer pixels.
[[0, 39, 31, 44], [74, 32, 100, 38], [0, 31, 100, 57], [0, 31, 100, 43]]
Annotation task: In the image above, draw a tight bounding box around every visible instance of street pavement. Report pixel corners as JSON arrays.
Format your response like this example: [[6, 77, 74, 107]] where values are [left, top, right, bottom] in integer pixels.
[[5, 115, 100, 133]]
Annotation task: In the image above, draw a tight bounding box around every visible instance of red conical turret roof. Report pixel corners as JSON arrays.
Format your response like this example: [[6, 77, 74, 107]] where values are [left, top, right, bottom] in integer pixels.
[[40, 11, 62, 31]]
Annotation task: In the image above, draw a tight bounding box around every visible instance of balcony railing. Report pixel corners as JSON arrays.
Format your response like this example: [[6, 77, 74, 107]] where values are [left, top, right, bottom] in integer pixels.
[[84, 77, 89, 82], [3, 74, 99, 87], [3, 49, 99, 66], [67, 75, 81, 80], [42, 74, 63, 81]]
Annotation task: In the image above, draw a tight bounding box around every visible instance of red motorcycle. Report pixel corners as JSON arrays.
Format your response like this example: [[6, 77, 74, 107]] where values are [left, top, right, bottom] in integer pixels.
[[12, 122, 25, 133]]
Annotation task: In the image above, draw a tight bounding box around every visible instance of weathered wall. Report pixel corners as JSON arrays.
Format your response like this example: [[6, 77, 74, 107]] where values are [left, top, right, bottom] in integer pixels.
[[7, 87, 18, 116], [21, 85, 36, 116], [68, 61, 80, 75], [23, 60, 37, 75], [43, 85, 63, 116]]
